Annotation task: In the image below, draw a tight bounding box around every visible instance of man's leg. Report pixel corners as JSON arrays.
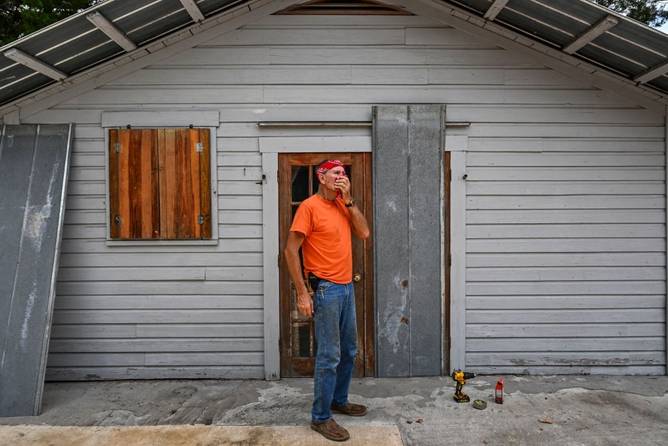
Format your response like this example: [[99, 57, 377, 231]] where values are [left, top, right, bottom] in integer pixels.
[[311, 283, 343, 422], [333, 283, 357, 406]]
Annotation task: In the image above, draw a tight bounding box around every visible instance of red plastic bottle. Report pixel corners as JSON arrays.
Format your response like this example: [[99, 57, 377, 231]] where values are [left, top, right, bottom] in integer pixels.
[[495, 378, 504, 404]]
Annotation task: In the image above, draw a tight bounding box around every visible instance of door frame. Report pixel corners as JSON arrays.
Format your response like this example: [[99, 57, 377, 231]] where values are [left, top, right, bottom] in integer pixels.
[[261, 138, 371, 380]]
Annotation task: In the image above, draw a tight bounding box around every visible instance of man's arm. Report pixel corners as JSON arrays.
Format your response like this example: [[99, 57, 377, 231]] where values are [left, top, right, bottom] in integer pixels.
[[336, 176, 370, 240], [347, 203, 370, 240], [284, 230, 313, 317]]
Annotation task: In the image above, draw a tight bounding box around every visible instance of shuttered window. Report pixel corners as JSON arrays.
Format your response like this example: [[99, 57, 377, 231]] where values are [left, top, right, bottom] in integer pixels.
[[108, 128, 212, 240]]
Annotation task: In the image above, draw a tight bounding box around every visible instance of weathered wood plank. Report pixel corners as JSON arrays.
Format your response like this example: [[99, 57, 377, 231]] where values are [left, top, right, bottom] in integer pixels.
[[60, 238, 262, 253], [57, 267, 206, 282], [466, 365, 665, 375], [466, 167, 665, 181], [52, 309, 263, 324], [199, 128, 212, 238], [467, 196, 665, 210], [466, 239, 666, 253], [467, 181, 665, 195], [264, 85, 627, 105], [467, 281, 665, 296], [467, 337, 665, 352], [50, 339, 264, 353], [467, 323, 665, 337], [467, 210, 666, 224], [467, 252, 666, 267], [143, 352, 264, 367], [58, 253, 262, 267], [204, 28, 406, 46], [136, 324, 263, 338], [466, 309, 665, 323], [467, 138, 664, 152], [467, 153, 665, 166], [467, 352, 665, 366], [467, 224, 666, 239], [45, 366, 264, 381], [448, 106, 664, 125], [46, 352, 263, 367], [50, 324, 263, 338], [465, 125, 664, 139], [56, 281, 263, 296], [54, 294, 263, 310], [466, 267, 666, 281], [65, 87, 263, 105]]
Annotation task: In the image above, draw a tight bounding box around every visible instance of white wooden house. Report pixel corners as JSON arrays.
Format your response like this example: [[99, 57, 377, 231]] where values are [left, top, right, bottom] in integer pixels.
[[1, 0, 666, 383]]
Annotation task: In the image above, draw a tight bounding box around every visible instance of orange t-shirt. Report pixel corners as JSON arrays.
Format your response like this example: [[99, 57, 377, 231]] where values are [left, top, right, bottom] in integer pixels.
[[289, 194, 352, 284]]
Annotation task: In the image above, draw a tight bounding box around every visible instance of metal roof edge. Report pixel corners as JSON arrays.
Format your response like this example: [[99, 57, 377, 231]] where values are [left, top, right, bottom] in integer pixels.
[[577, 0, 668, 39], [389, 0, 668, 111], [1, 0, 666, 118], [0, 0, 298, 120], [0, 0, 119, 54]]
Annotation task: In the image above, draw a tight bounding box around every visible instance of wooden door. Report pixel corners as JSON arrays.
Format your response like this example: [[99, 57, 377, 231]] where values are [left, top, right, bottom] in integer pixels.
[[279, 153, 374, 377]]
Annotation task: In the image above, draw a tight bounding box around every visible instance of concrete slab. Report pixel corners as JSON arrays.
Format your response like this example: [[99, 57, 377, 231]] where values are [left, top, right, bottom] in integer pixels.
[[0, 425, 402, 446], [1, 376, 667, 445]]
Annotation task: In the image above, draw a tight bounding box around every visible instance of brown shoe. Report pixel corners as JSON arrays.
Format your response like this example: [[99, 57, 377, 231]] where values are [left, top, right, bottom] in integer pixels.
[[331, 402, 368, 417], [311, 418, 350, 442]]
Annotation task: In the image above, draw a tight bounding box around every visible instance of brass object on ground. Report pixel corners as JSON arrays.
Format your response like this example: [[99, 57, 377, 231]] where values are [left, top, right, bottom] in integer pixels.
[[472, 399, 487, 410]]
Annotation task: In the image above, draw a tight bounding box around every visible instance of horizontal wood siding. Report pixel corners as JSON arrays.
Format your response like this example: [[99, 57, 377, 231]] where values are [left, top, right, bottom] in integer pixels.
[[27, 14, 665, 379]]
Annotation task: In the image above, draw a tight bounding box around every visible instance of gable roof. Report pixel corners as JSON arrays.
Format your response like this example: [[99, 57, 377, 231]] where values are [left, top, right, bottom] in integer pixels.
[[0, 0, 667, 112]]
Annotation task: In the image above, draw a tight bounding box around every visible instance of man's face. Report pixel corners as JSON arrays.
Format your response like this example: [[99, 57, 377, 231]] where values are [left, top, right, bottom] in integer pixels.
[[319, 166, 346, 191]]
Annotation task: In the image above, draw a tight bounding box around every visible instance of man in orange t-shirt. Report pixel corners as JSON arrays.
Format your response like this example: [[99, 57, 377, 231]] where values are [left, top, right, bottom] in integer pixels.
[[284, 159, 370, 442]]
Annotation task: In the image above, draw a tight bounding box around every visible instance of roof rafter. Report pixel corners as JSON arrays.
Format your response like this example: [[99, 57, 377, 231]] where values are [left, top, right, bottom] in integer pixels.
[[86, 11, 137, 52], [3, 49, 67, 81], [483, 0, 508, 21], [179, 0, 206, 22], [563, 15, 618, 54], [634, 60, 668, 84]]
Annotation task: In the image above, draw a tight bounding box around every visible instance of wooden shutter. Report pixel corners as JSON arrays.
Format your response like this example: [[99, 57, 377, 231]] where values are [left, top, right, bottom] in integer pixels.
[[109, 128, 160, 239], [109, 128, 211, 240]]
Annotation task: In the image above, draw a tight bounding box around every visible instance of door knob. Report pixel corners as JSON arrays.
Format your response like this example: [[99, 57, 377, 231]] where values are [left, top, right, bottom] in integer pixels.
[[353, 273, 362, 282]]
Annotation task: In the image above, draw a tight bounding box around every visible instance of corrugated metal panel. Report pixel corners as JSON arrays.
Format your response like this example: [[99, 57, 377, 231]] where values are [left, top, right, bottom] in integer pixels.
[[447, 0, 668, 94], [0, 0, 250, 106], [0, 124, 73, 416], [0, 71, 53, 106]]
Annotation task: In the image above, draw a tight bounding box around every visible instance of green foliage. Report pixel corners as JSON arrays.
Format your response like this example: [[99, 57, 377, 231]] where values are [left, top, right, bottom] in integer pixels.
[[594, 0, 668, 27], [1, 0, 97, 46]]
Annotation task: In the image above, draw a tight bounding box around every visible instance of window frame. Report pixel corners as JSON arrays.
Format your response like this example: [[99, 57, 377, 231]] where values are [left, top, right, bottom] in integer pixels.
[[103, 125, 219, 246]]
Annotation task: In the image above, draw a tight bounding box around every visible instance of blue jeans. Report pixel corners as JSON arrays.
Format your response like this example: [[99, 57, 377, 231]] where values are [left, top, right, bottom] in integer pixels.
[[311, 280, 357, 422]]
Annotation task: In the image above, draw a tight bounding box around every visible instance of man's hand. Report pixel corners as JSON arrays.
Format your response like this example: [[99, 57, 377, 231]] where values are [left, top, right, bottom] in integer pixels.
[[297, 290, 313, 317], [335, 175, 352, 202]]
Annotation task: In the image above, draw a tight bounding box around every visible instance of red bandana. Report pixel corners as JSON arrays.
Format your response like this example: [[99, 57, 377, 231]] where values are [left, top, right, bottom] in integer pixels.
[[316, 160, 343, 175]]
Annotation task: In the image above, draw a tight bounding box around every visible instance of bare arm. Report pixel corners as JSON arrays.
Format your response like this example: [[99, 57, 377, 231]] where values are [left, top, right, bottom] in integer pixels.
[[347, 203, 370, 240], [284, 230, 313, 317], [336, 176, 370, 240]]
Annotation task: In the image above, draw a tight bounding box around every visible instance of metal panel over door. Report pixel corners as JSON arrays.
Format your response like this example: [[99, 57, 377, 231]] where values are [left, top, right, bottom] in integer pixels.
[[0, 124, 73, 416], [373, 105, 445, 377]]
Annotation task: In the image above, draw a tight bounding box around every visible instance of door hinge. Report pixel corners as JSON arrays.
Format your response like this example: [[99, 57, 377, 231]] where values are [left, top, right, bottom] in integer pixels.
[[448, 252, 452, 267], [195, 142, 204, 152], [114, 142, 121, 153], [114, 215, 121, 225], [198, 214, 205, 225]]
